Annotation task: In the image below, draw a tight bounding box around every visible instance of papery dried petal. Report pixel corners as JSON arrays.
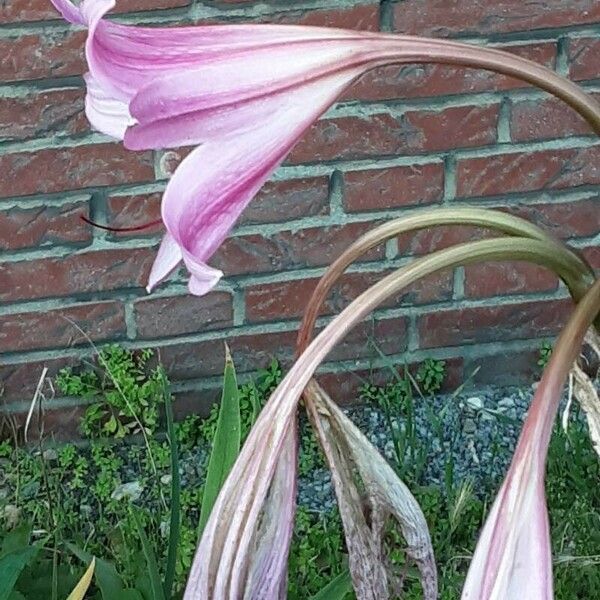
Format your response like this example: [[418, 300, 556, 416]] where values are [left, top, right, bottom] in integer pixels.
[[304, 380, 437, 600]]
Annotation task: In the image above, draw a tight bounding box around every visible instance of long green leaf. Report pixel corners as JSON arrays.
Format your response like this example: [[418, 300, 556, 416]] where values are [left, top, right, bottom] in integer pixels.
[[198, 345, 241, 537], [68, 544, 126, 600], [311, 569, 353, 600], [0, 546, 39, 600], [0, 523, 32, 557], [163, 377, 181, 599], [131, 510, 166, 600]]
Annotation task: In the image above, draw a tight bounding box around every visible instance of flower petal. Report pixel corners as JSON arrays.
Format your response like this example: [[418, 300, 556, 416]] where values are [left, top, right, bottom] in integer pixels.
[[127, 39, 390, 126], [84, 72, 133, 139], [150, 69, 363, 294], [146, 232, 183, 293]]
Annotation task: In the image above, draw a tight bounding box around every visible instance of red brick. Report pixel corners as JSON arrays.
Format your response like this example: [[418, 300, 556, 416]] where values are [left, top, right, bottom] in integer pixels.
[[469, 348, 540, 387], [159, 330, 297, 380], [418, 299, 572, 349], [0, 200, 91, 251], [323, 316, 409, 362], [134, 292, 233, 338], [0, 247, 156, 302], [456, 146, 600, 198], [0, 30, 86, 83], [568, 37, 600, 81], [243, 4, 380, 31], [241, 177, 330, 225], [214, 221, 385, 277], [343, 163, 444, 212], [245, 269, 453, 323], [500, 199, 600, 240], [0, 0, 189, 24], [0, 301, 126, 353], [158, 316, 408, 381], [9, 405, 86, 442], [0, 144, 154, 199], [0, 88, 87, 142], [510, 94, 600, 142], [0, 355, 76, 403], [105, 192, 164, 238], [397, 224, 491, 256], [464, 261, 559, 298], [583, 246, 600, 271], [392, 0, 600, 37], [345, 42, 556, 102], [290, 104, 499, 164]]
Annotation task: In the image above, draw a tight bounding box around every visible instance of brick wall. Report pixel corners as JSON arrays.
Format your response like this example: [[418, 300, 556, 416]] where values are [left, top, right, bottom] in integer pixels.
[[0, 0, 598, 438]]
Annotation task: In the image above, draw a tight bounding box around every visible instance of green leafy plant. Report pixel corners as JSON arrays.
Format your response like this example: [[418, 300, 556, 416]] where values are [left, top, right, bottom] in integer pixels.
[[538, 341, 553, 368], [56, 346, 165, 439], [416, 359, 447, 396]]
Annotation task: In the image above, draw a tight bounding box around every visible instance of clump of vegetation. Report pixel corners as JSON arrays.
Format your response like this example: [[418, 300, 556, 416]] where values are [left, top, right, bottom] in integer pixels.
[[1, 346, 599, 599]]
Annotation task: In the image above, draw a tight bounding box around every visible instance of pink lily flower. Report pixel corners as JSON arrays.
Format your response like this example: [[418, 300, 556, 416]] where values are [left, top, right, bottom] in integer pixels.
[[50, 0, 597, 297]]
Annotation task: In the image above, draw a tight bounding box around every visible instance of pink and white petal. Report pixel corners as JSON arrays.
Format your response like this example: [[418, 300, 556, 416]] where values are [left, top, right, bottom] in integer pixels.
[[52, 0, 369, 104], [153, 70, 363, 294], [146, 233, 183, 293], [128, 39, 392, 124], [181, 253, 224, 297], [125, 61, 367, 152], [84, 73, 134, 139]]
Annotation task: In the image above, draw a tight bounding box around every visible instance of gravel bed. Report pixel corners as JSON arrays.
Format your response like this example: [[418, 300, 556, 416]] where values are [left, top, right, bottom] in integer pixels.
[[5, 384, 559, 518], [296, 384, 536, 512]]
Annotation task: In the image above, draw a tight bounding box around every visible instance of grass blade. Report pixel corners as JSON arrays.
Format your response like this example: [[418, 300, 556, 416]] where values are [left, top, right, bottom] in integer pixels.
[[131, 510, 166, 600], [198, 344, 241, 537], [66, 558, 95, 600], [163, 374, 181, 598], [311, 569, 352, 600]]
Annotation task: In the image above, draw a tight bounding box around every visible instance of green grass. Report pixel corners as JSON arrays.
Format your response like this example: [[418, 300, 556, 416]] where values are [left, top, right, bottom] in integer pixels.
[[1, 346, 598, 598]]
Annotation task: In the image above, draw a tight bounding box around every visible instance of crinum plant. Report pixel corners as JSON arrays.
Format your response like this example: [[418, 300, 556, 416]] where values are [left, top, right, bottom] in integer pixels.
[[48, 1, 600, 599]]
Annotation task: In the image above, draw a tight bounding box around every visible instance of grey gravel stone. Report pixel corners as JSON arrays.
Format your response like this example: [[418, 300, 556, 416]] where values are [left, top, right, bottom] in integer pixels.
[[111, 481, 143, 502]]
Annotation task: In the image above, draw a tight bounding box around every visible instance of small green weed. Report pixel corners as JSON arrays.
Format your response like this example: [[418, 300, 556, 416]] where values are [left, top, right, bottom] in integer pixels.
[[56, 345, 165, 439]]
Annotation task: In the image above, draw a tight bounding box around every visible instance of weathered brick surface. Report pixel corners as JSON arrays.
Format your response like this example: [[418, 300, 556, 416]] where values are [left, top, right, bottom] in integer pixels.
[[0, 144, 155, 199], [0, 200, 91, 251], [345, 42, 557, 102], [456, 146, 600, 198], [568, 37, 600, 81], [214, 221, 385, 276], [343, 163, 444, 212], [510, 94, 600, 142], [245, 270, 453, 323], [290, 104, 500, 163], [392, 0, 600, 37], [0, 88, 87, 142], [0, 248, 156, 302], [418, 299, 573, 349], [0, 301, 126, 353], [0, 0, 598, 436], [134, 292, 234, 338]]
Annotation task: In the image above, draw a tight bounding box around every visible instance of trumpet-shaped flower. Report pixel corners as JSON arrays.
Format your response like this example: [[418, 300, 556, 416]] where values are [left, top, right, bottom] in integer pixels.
[[50, 0, 600, 296]]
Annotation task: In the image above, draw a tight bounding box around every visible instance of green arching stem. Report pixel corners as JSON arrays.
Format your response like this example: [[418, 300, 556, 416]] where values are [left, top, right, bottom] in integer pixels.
[[297, 207, 596, 353]]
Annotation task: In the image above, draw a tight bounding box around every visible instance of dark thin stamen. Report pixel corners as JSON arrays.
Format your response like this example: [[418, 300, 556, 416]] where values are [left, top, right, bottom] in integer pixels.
[[80, 214, 163, 233]]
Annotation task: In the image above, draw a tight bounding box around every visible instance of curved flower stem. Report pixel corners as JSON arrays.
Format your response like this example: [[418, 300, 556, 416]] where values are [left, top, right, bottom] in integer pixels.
[[365, 35, 600, 135], [297, 207, 596, 353], [187, 236, 593, 599], [462, 278, 600, 599]]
